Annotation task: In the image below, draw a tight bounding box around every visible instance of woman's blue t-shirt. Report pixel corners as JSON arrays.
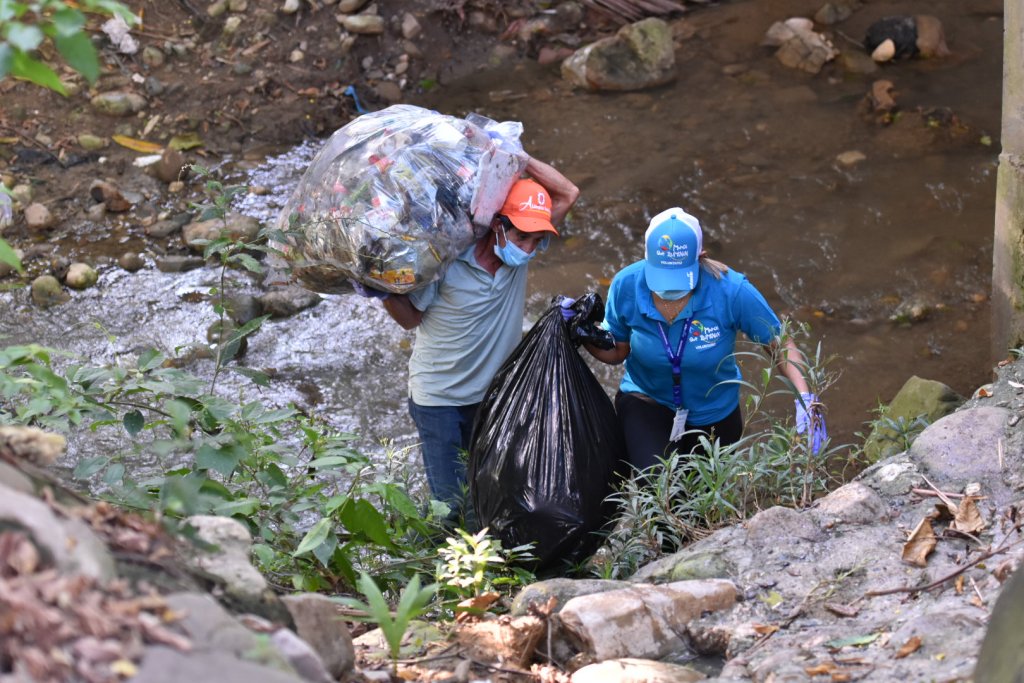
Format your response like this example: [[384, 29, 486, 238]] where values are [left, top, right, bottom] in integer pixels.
[[603, 261, 781, 425]]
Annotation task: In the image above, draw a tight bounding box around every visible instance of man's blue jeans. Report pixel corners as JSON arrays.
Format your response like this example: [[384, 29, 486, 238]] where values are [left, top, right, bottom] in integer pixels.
[[407, 399, 480, 514]]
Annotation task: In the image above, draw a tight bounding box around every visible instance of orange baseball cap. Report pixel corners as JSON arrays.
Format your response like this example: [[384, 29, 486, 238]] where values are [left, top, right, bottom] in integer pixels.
[[500, 179, 557, 235]]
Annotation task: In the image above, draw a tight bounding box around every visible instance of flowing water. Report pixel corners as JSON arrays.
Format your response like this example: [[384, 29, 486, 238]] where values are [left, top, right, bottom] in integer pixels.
[[0, 0, 1004, 475]]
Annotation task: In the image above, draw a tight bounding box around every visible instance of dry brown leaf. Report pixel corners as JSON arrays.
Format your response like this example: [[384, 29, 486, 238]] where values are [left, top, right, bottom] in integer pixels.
[[805, 662, 837, 675], [931, 503, 955, 521], [753, 623, 780, 635], [831, 674, 852, 682], [902, 517, 937, 567], [0, 531, 40, 577], [111, 528, 153, 555], [952, 496, 986, 534], [824, 602, 860, 618], [454, 592, 501, 624], [138, 613, 192, 652], [992, 560, 1014, 583], [526, 595, 559, 618], [970, 595, 985, 608], [895, 635, 922, 658], [71, 637, 123, 663], [955, 575, 965, 594]]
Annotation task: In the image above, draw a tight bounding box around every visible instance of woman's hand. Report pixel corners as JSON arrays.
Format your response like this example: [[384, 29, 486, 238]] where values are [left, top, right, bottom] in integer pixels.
[[795, 392, 828, 455], [585, 340, 630, 365]]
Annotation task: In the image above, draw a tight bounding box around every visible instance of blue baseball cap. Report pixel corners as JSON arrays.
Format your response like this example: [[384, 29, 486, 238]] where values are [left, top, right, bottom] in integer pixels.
[[643, 207, 703, 293]]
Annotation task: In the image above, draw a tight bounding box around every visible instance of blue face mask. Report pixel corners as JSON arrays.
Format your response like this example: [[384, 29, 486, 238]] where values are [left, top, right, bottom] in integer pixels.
[[494, 225, 538, 267], [654, 290, 689, 301]]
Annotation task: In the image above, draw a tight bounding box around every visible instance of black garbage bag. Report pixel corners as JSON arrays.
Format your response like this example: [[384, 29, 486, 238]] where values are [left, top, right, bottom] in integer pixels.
[[561, 293, 615, 350], [864, 16, 918, 59], [469, 294, 626, 571]]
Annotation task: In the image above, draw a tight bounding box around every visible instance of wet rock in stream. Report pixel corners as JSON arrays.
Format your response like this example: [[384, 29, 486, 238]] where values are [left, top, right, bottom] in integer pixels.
[[30, 274, 70, 307], [64, 262, 98, 289], [562, 18, 676, 91]]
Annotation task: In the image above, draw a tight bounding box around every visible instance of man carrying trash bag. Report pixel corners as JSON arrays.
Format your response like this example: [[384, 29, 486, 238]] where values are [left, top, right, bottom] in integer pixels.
[[361, 157, 579, 524]]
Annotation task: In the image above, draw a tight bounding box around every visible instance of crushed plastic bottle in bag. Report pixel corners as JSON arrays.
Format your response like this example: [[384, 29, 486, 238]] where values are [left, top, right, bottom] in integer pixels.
[[275, 104, 527, 295]]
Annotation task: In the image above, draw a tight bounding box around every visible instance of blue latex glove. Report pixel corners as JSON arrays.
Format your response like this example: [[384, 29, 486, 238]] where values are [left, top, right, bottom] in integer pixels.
[[795, 392, 828, 455], [555, 295, 576, 322], [350, 280, 389, 300]]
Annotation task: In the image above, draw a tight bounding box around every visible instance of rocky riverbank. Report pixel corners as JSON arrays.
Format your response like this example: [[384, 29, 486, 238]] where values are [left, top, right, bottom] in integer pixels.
[[3, 352, 1023, 682], [1, 0, 1016, 681]]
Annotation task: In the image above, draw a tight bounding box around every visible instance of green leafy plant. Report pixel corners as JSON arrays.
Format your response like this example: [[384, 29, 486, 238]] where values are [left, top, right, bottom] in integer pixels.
[[0, 341, 449, 592], [0, 237, 22, 274], [0, 0, 136, 93], [857, 404, 931, 456], [339, 571, 437, 670], [186, 164, 276, 387], [434, 527, 535, 601]]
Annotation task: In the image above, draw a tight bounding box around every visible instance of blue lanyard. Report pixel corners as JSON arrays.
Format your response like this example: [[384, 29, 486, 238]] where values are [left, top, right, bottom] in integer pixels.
[[656, 318, 693, 410]]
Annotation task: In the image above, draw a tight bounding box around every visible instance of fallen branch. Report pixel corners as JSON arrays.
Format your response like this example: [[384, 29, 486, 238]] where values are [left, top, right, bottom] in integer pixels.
[[0, 124, 56, 155], [911, 488, 986, 501], [969, 576, 985, 604], [866, 535, 1024, 597], [920, 474, 958, 510]]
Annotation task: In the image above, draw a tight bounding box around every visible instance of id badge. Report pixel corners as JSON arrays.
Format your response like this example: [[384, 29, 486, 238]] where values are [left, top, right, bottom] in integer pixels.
[[670, 408, 689, 442]]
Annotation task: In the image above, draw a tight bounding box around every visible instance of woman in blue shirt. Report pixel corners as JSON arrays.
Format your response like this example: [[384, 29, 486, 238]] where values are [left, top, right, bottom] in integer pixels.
[[585, 207, 827, 471]]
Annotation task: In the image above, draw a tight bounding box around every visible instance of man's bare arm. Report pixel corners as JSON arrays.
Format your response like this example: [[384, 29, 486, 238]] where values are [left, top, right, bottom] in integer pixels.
[[524, 156, 579, 226], [381, 295, 423, 330]]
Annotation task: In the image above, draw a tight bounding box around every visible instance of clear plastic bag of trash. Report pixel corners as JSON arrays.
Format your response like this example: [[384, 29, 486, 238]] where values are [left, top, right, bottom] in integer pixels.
[[469, 294, 626, 572], [275, 104, 528, 295]]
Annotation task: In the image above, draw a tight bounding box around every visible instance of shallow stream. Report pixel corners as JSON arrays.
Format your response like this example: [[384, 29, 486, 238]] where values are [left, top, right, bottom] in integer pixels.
[[0, 0, 1004, 475]]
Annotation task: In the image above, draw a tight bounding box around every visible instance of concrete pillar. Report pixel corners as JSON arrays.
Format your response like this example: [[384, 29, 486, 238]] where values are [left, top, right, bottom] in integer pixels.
[[992, 0, 1024, 359]]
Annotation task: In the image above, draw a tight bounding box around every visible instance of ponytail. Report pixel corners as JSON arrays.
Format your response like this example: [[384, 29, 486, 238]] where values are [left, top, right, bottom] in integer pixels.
[[699, 252, 728, 280]]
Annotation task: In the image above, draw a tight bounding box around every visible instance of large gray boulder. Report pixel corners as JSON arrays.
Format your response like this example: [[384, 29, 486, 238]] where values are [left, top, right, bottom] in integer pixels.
[[556, 580, 737, 661], [571, 658, 705, 683], [258, 286, 322, 318], [561, 18, 676, 91], [863, 375, 964, 463], [182, 213, 261, 252], [0, 481, 116, 581], [281, 593, 356, 679], [511, 578, 629, 616], [911, 407, 1015, 504], [134, 647, 303, 683], [183, 515, 286, 620]]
